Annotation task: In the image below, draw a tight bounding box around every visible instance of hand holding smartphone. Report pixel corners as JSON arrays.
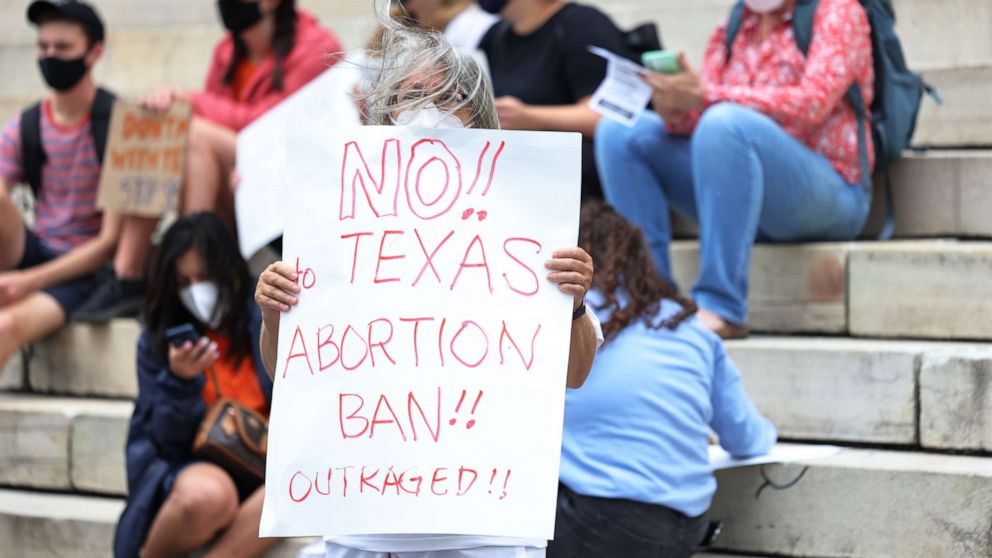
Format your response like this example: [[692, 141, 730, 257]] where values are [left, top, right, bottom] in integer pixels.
[[642, 50, 683, 74]]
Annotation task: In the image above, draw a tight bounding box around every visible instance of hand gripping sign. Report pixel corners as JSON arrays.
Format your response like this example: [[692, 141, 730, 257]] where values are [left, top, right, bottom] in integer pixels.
[[259, 125, 581, 540]]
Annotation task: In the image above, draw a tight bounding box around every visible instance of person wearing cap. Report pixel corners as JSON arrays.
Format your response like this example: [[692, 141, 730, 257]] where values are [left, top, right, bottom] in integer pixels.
[[139, 0, 343, 230], [0, 0, 150, 371]]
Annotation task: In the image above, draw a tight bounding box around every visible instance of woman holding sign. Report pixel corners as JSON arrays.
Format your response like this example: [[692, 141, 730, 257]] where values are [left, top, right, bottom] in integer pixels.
[[254, 3, 601, 556], [114, 213, 275, 558], [549, 201, 776, 558]]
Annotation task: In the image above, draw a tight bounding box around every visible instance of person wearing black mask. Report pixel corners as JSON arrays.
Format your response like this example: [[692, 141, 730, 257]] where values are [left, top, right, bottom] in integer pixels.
[[0, 1, 155, 371]]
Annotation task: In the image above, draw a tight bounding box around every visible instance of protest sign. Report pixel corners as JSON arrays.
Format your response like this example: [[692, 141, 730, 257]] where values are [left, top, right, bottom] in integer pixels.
[[96, 100, 191, 216], [236, 60, 363, 258], [259, 125, 582, 540]]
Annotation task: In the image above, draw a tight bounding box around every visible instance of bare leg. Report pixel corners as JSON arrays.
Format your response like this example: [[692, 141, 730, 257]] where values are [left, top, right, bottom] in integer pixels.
[[0, 187, 26, 270], [114, 216, 158, 279], [142, 463, 240, 558], [0, 293, 65, 371], [203, 486, 278, 558], [183, 117, 237, 229]]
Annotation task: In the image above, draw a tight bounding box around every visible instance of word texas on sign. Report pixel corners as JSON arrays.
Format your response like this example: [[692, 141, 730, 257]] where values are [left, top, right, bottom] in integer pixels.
[[260, 126, 582, 540], [96, 100, 191, 216]]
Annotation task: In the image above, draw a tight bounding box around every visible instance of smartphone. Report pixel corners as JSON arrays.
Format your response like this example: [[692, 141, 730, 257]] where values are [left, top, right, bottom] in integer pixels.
[[642, 50, 682, 74], [165, 323, 201, 348]]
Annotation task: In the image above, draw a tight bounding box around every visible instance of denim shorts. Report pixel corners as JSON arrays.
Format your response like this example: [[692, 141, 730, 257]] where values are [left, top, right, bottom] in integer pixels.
[[16, 227, 102, 318]]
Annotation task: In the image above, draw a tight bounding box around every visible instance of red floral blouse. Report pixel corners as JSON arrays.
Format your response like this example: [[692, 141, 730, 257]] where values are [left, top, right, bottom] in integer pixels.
[[669, 0, 875, 184]]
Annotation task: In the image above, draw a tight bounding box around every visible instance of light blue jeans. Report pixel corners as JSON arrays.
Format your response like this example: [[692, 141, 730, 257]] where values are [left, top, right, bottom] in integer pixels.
[[596, 104, 870, 324]]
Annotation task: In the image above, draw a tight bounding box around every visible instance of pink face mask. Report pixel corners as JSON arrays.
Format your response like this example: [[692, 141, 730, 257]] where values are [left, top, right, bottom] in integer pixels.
[[744, 0, 787, 13]]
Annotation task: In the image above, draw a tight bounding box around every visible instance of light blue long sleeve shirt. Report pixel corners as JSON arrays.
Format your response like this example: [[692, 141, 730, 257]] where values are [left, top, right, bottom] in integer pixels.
[[560, 292, 777, 517]]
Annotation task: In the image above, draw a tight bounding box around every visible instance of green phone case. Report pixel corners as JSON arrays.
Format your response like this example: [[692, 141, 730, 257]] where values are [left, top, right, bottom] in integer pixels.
[[642, 50, 682, 74]]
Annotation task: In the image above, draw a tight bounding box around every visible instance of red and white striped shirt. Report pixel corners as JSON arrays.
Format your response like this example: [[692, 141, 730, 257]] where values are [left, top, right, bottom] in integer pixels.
[[1, 99, 103, 254]]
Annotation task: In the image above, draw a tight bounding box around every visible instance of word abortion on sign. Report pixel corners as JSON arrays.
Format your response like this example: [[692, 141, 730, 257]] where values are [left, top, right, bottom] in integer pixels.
[[259, 126, 581, 540], [96, 100, 191, 217]]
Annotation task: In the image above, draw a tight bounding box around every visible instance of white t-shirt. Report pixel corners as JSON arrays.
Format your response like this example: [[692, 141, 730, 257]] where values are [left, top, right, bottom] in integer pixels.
[[443, 5, 499, 50], [324, 311, 604, 553]]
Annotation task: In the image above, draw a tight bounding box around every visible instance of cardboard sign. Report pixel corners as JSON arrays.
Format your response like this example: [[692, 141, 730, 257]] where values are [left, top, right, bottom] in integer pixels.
[[259, 126, 582, 540], [236, 59, 363, 258], [96, 100, 191, 216]]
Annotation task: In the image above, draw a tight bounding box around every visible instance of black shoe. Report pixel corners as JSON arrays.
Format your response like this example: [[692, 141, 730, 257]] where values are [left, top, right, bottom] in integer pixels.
[[74, 272, 146, 322]]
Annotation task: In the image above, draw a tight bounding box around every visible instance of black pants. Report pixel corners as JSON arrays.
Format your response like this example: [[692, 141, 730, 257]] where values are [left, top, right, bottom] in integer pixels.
[[548, 484, 710, 558]]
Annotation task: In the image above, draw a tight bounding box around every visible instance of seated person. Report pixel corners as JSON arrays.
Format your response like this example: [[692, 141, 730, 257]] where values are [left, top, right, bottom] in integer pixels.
[[596, 0, 874, 338], [114, 213, 275, 558], [549, 200, 776, 558], [0, 0, 138, 368], [142, 0, 343, 226], [254, 2, 602, 556], [401, 0, 498, 48], [478, 0, 635, 199]]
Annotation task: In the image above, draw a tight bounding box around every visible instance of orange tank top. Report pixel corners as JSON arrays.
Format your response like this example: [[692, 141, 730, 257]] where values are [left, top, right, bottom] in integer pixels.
[[202, 333, 269, 419], [232, 58, 260, 101]]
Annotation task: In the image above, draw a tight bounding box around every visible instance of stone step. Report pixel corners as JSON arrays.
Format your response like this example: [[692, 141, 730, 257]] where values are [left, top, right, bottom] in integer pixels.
[[677, 150, 992, 240], [671, 239, 992, 339], [726, 337, 991, 448], [0, 395, 131, 494], [0, 319, 140, 398], [0, 488, 315, 558], [710, 446, 992, 557], [2, 341, 990, 496]]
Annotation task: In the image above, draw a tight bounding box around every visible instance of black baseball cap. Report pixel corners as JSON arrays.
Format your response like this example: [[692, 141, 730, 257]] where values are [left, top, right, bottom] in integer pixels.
[[27, 0, 105, 44]]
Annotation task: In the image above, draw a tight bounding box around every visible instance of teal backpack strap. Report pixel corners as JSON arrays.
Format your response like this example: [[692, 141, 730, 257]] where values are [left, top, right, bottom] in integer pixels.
[[791, 0, 819, 56], [723, 1, 746, 63]]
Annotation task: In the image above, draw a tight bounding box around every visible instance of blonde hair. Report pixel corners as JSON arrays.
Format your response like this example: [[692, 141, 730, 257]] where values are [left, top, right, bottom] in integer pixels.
[[360, 0, 499, 130]]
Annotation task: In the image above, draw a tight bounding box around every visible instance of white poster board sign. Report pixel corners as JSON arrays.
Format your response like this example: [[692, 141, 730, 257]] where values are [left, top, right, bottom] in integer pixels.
[[236, 56, 364, 258], [260, 125, 582, 540]]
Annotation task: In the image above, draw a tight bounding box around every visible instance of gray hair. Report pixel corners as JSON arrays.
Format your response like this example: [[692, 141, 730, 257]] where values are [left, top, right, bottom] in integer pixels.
[[360, 0, 499, 130]]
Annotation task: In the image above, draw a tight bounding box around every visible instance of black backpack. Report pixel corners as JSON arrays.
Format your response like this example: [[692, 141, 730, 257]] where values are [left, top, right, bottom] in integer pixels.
[[19, 87, 115, 195], [724, 0, 940, 239]]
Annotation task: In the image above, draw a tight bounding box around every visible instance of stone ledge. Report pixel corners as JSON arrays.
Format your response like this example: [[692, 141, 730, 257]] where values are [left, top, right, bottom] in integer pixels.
[[849, 241, 992, 340], [711, 446, 992, 557], [920, 351, 992, 452], [0, 488, 316, 558]]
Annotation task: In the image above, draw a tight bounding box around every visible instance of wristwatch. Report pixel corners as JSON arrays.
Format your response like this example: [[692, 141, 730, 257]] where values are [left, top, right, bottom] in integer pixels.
[[572, 300, 587, 321]]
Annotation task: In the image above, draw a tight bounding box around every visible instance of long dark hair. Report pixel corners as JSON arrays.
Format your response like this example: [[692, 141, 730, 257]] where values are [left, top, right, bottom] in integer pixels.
[[579, 200, 697, 342], [223, 0, 298, 92], [144, 212, 254, 364]]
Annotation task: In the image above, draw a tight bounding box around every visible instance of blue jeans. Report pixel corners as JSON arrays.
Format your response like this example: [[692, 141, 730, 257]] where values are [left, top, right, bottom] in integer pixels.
[[595, 104, 870, 324]]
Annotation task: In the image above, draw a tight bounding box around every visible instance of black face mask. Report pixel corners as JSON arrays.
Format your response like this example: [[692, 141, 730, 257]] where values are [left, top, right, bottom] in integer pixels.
[[38, 55, 89, 92], [218, 0, 263, 34]]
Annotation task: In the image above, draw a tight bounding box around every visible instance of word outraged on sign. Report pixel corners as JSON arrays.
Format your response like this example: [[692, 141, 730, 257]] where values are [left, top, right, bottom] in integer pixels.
[[96, 100, 191, 216], [260, 126, 581, 540]]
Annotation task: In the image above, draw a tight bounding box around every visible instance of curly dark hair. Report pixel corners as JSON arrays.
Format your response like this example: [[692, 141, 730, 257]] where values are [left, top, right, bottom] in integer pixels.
[[223, 0, 297, 92], [579, 200, 697, 342]]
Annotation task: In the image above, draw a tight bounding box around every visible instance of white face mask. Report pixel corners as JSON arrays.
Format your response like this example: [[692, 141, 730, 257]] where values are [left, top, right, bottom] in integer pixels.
[[179, 281, 224, 330], [395, 104, 465, 129], [745, 0, 786, 13]]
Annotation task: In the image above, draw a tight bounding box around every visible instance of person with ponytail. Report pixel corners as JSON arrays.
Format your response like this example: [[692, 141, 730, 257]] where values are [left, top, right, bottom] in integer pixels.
[[548, 200, 776, 558], [140, 0, 342, 221], [114, 212, 275, 558]]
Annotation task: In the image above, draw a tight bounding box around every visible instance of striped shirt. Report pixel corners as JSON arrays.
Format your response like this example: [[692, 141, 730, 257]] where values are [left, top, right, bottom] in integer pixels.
[[0, 100, 103, 254]]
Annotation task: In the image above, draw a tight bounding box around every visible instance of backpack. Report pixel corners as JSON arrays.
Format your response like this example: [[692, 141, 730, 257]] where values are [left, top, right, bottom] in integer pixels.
[[19, 87, 115, 196], [724, 0, 940, 239]]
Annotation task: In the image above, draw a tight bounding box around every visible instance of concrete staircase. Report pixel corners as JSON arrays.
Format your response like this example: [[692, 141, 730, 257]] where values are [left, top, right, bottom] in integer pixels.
[[1, 0, 991, 557]]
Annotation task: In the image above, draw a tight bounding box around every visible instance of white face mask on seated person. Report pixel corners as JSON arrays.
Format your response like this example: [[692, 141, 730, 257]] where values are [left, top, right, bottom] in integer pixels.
[[179, 281, 225, 330], [745, 0, 787, 13]]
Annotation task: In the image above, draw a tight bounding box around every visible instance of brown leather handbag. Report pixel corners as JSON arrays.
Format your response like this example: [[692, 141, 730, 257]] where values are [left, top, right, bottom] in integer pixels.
[[192, 367, 268, 489]]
